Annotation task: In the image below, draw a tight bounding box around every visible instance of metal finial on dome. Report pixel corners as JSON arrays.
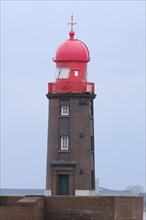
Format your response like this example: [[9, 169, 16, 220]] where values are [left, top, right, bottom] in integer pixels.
[[68, 14, 77, 39], [68, 14, 77, 31]]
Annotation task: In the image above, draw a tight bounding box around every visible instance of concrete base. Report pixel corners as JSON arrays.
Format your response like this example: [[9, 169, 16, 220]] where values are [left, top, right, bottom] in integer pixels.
[[75, 190, 96, 196], [44, 190, 52, 196]]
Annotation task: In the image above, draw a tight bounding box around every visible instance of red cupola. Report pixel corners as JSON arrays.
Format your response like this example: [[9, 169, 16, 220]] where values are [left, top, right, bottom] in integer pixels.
[[55, 31, 90, 62], [48, 17, 94, 94]]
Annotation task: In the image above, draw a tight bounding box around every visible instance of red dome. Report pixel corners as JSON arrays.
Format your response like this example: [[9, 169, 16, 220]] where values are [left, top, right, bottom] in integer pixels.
[[55, 31, 90, 62]]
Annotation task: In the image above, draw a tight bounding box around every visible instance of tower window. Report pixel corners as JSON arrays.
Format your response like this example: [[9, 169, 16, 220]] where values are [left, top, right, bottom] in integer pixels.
[[91, 136, 94, 151], [61, 136, 69, 150], [91, 100, 93, 116], [61, 106, 69, 115], [74, 70, 78, 76], [91, 170, 95, 189], [56, 67, 70, 79]]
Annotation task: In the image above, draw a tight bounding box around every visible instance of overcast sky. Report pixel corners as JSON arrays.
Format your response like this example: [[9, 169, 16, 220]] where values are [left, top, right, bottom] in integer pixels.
[[1, 1, 145, 191]]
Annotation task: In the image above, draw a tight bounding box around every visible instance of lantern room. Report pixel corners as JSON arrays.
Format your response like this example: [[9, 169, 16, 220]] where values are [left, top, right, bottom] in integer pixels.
[[48, 19, 94, 94]]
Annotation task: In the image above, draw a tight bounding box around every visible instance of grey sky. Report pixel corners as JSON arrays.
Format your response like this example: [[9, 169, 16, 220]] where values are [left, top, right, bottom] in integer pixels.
[[1, 1, 145, 190]]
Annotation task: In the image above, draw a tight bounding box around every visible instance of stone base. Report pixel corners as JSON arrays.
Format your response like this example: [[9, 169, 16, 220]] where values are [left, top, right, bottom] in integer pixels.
[[75, 190, 96, 196], [44, 189, 52, 196]]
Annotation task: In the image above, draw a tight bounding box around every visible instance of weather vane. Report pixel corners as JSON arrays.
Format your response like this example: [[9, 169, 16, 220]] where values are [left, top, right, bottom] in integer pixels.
[[68, 14, 77, 31]]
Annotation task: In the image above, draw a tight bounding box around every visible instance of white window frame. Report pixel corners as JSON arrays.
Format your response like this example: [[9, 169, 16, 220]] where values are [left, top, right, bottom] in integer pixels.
[[61, 136, 69, 150], [61, 106, 69, 116], [74, 70, 78, 76]]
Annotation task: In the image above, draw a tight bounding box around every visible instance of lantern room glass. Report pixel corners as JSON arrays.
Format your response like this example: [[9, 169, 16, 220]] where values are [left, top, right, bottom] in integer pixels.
[[56, 67, 70, 79]]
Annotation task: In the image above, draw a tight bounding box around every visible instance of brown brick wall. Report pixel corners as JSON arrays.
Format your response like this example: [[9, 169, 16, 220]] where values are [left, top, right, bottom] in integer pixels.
[[45, 196, 113, 220], [0, 206, 44, 220], [44, 196, 143, 220], [46, 93, 96, 194], [0, 196, 44, 220], [0, 196, 23, 206], [0, 196, 143, 220], [114, 197, 143, 220]]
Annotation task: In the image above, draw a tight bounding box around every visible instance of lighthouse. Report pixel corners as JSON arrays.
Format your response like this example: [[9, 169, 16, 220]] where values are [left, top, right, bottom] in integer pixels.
[[46, 16, 96, 196]]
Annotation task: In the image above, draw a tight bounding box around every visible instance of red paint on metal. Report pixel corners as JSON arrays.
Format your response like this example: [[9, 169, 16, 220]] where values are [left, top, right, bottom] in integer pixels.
[[48, 82, 94, 93], [48, 21, 94, 94], [55, 38, 90, 62]]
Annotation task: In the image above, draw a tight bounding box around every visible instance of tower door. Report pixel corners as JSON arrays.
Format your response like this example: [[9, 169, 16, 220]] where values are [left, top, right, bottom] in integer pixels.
[[58, 174, 69, 195]]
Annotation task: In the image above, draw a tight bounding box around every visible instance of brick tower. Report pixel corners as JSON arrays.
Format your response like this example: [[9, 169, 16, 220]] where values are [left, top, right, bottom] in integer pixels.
[[46, 17, 96, 196]]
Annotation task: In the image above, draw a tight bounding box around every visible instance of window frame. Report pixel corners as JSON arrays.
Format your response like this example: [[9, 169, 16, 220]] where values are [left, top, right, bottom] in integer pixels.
[[74, 70, 79, 76], [61, 106, 69, 116], [61, 136, 69, 150], [56, 67, 70, 79]]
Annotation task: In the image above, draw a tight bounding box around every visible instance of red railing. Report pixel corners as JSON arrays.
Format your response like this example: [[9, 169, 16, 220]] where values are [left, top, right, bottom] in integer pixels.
[[48, 82, 94, 93]]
